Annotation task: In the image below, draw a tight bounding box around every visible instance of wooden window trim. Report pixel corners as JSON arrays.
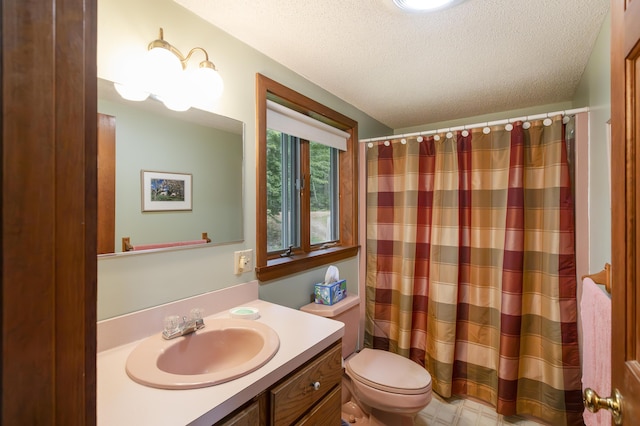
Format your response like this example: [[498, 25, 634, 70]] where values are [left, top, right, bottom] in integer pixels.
[[300, 140, 311, 252], [255, 74, 359, 281]]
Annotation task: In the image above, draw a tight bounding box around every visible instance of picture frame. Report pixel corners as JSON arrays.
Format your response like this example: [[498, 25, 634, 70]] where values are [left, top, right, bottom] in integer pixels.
[[141, 170, 192, 212]]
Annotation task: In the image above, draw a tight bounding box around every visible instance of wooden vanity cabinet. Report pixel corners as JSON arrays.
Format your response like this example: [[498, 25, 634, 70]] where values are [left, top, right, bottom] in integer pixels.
[[216, 341, 342, 426], [270, 341, 342, 425]]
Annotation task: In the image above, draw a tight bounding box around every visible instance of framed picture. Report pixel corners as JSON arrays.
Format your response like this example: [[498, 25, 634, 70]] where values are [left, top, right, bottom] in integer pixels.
[[141, 170, 192, 212]]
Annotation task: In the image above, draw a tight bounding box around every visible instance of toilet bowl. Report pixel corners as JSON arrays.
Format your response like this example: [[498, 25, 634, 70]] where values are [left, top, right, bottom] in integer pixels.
[[300, 295, 432, 424], [346, 348, 432, 414], [343, 348, 432, 424]]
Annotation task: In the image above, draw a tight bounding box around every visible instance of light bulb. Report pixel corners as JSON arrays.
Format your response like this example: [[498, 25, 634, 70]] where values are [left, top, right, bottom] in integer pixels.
[[145, 47, 183, 97], [114, 82, 149, 102], [160, 95, 191, 111], [113, 56, 150, 101], [156, 72, 191, 111], [187, 65, 224, 110], [157, 86, 191, 111]]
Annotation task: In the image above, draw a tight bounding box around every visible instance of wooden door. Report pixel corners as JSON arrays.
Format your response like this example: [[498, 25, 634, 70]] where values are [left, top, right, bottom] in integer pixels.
[[607, 0, 640, 423], [98, 113, 116, 254], [1, 0, 97, 424]]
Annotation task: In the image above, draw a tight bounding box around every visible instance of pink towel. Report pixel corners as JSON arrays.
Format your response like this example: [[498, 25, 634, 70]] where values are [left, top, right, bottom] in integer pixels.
[[132, 239, 208, 251], [581, 277, 611, 426]]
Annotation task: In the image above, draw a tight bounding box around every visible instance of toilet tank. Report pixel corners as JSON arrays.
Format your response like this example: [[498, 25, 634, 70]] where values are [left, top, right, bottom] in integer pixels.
[[300, 295, 360, 359]]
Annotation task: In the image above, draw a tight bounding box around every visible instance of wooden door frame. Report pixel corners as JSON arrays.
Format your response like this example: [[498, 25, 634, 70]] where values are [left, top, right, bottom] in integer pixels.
[[1, 0, 97, 424], [611, 0, 640, 422]]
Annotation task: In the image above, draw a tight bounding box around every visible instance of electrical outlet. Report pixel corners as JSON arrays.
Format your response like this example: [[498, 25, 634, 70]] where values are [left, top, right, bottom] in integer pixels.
[[233, 249, 254, 274], [242, 249, 253, 271]]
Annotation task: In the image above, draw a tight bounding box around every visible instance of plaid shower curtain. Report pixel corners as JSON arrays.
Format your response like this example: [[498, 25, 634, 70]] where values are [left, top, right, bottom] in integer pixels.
[[364, 116, 582, 425]]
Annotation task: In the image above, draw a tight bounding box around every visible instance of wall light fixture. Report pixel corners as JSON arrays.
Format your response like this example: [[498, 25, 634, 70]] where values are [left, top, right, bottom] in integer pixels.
[[114, 28, 224, 111]]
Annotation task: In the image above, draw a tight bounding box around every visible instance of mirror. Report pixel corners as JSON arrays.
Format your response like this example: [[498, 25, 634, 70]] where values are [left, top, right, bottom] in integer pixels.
[[97, 78, 244, 255]]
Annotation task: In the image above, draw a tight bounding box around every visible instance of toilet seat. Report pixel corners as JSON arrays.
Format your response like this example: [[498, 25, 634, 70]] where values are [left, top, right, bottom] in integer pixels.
[[345, 348, 432, 395]]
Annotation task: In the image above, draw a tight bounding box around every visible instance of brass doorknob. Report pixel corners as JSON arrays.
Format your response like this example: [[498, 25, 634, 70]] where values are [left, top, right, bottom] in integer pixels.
[[583, 388, 623, 424]]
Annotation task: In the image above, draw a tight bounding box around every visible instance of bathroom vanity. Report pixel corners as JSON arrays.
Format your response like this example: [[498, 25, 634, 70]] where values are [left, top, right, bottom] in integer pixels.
[[97, 281, 344, 425], [219, 341, 342, 425]]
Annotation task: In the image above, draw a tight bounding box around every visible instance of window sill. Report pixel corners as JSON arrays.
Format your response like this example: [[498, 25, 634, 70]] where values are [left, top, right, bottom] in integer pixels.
[[255, 245, 359, 282]]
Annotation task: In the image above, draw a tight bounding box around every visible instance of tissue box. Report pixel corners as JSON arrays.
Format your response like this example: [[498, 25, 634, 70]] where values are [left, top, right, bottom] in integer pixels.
[[314, 279, 347, 305]]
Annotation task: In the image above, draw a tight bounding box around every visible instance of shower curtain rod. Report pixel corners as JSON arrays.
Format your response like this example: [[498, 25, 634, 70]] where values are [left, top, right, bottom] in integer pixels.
[[359, 106, 589, 143]]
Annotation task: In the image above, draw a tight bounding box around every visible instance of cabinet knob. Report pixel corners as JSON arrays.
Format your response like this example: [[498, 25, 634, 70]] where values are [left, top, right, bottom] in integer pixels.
[[311, 381, 320, 391]]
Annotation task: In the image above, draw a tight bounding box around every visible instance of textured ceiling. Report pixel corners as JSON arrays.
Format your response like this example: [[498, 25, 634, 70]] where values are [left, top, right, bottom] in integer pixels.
[[174, 0, 609, 129]]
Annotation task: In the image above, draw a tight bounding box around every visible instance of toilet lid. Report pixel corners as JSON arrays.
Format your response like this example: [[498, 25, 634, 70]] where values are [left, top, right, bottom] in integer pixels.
[[346, 348, 432, 395]]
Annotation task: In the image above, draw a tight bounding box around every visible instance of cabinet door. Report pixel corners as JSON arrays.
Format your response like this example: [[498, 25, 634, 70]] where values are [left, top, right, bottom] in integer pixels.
[[218, 399, 260, 426], [271, 342, 342, 426], [295, 385, 341, 426]]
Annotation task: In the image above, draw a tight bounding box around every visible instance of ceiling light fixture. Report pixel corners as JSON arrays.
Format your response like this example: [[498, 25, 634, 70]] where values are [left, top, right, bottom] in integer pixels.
[[392, 0, 467, 12], [114, 28, 224, 111]]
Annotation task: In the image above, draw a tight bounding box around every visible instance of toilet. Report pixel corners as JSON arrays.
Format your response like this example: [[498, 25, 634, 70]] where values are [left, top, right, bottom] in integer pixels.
[[301, 295, 432, 425]]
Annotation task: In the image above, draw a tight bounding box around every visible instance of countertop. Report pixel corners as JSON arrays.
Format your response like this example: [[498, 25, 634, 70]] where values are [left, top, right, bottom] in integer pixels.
[[97, 295, 344, 425]]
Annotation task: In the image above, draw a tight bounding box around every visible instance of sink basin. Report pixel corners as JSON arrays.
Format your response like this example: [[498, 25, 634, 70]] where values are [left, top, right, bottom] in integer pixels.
[[125, 318, 280, 389]]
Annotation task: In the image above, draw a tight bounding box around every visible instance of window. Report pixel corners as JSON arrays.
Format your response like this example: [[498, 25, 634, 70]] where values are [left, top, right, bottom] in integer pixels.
[[266, 129, 340, 252], [266, 130, 301, 253], [256, 74, 359, 281], [308, 141, 339, 246]]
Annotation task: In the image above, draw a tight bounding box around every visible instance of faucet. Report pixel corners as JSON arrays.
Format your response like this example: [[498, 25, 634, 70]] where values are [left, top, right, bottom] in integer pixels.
[[162, 308, 205, 340]]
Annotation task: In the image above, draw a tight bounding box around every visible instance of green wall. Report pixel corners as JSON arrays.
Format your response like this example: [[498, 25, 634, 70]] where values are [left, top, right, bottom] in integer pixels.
[[572, 12, 611, 270], [97, 0, 391, 320]]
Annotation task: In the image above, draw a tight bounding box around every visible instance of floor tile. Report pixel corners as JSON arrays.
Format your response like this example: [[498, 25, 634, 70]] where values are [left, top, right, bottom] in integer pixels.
[[417, 394, 548, 426]]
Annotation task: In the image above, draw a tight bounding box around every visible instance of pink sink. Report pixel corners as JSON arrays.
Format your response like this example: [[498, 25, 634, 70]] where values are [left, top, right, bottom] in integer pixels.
[[125, 318, 280, 389]]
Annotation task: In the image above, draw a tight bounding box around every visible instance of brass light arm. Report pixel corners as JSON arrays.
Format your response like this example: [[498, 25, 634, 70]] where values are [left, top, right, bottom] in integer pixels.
[[185, 47, 218, 71], [147, 28, 186, 65], [148, 28, 217, 71]]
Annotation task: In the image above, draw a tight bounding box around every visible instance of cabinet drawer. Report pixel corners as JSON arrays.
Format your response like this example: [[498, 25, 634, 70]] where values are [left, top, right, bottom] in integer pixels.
[[271, 342, 342, 426], [217, 399, 260, 426], [295, 385, 341, 426]]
